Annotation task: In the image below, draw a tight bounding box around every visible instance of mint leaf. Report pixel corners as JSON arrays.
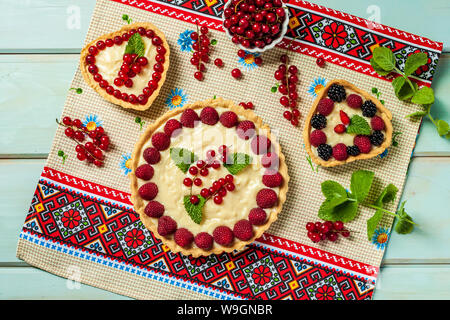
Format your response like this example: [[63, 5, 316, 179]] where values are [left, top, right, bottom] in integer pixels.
[[411, 86, 435, 105], [395, 202, 415, 235], [350, 170, 375, 203], [319, 200, 359, 223], [346, 115, 372, 135], [375, 184, 399, 207], [183, 195, 206, 224], [404, 52, 428, 76], [406, 110, 428, 119], [224, 153, 252, 175], [321, 180, 347, 199], [392, 77, 417, 101], [318, 197, 351, 221], [372, 47, 396, 72], [125, 33, 145, 57], [367, 209, 384, 240], [370, 58, 392, 76], [437, 120, 450, 136], [170, 148, 198, 173]]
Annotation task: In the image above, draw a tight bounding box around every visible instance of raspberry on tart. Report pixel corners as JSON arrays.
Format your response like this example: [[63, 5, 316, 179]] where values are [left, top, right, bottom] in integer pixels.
[[80, 22, 170, 111], [303, 80, 393, 167], [130, 98, 289, 257]]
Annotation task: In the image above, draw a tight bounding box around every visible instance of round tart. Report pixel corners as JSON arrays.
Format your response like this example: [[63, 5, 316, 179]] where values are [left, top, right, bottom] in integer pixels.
[[304, 80, 393, 167], [80, 22, 170, 111], [130, 98, 289, 257]]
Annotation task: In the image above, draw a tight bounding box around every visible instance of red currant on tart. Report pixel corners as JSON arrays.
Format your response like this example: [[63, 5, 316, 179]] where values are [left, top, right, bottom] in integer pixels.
[[304, 80, 393, 167], [130, 98, 289, 257], [80, 22, 170, 111]]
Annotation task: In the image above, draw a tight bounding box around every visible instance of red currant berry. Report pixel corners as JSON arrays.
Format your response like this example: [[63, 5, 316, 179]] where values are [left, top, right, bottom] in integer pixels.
[[328, 232, 339, 242], [65, 127, 75, 138], [334, 221, 344, 231], [231, 68, 242, 79], [74, 131, 85, 142], [194, 178, 203, 187], [200, 188, 210, 198], [310, 233, 321, 243], [214, 195, 223, 205], [62, 117, 72, 126], [137, 57, 149, 66], [316, 57, 325, 67], [200, 168, 209, 176], [226, 183, 235, 192], [93, 148, 103, 160], [77, 152, 86, 161], [105, 39, 113, 47], [306, 222, 316, 232], [280, 96, 289, 107], [218, 188, 227, 197], [190, 195, 199, 205], [214, 58, 224, 67], [237, 50, 246, 58], [341, 231, 350, 238], [194, 71, 203, 81], [183, 178, 193, 187], [190, 32, 199, 41], [292, 109, 301, 118], [189, 166, 198, 176]]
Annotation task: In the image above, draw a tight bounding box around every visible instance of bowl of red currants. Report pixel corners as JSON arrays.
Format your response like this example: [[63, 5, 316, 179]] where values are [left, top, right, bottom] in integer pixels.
[[222, 0, 290, 53]]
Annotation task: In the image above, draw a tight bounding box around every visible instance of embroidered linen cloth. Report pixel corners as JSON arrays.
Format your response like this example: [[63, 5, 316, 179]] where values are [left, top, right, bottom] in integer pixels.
[[16, 0, 443, 300]]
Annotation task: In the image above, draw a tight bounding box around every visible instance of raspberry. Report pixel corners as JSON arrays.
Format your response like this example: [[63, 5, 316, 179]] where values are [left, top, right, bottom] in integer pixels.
[[371, 116, 385, 131], [361, 101, 377, 117], [354, 135, 372, 154], [138, 182, 158, 200], [143, 147, 160, 164], [328, 84, 346, 102], [233, 220, 253, 241], [317, 98, 334, 116], [311, 114, 327, 130], [248, 208, 267, 225], [144, 200, 164, 218], [251, 135, 272, 155], [213, 226, 234, 246], [151, 132, 170, 151], [135, 164, 154, 181], [340, 110, 350, 125], [194, 232, 213, 250], [347, 146, 361, 157], [370, 130, 385, 146], [317, 144, 333, 161], [332, 143, 348, 161], [236, 120, 256, 140], [262, 170, 283, 188], [261, 152, 279, 169], [157, 216, 177, 236], [174, 228, 194, 248], [219, 111, 238, 128], [310, 130, 327, 147], [200, 107, 219, 125], [164, 119, 182, 137], [346, 94, 363, 109], [180, 109, 199, 128], [256, 189, 278, 208]]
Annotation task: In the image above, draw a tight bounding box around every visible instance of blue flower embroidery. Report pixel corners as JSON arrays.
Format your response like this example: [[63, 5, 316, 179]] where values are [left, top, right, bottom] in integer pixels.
[[308, 77, 327, 97], [238, 51, 261, 71], [83, 114, 103, 132], [165, 88, 188, 110], [177, 30, 195, 52], [372, 227, 390, 250], [119, 153, 132, 176]]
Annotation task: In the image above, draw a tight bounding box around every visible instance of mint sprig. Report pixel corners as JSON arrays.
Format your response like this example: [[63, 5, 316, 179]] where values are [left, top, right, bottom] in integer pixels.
[[183, 195, 206, 224], [223, 153, 252, 175], [124, 33, 145, 57], [370, 47, 449, 138], [318, 170, 416, 238], [170, 148, 198, 173], [346, 115, 372, 135]]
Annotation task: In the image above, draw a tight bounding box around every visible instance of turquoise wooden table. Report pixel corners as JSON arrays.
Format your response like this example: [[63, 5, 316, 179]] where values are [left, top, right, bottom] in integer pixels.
[[1, 0, 449, 300]]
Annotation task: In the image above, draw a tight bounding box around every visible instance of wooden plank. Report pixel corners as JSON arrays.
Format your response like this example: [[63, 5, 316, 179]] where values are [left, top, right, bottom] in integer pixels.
[[0, 265, 449, 299], [0, 54, 449, 156], [1, 0, 449, 53], [0, 267, 130, 299], [1, 157, 450, 264]]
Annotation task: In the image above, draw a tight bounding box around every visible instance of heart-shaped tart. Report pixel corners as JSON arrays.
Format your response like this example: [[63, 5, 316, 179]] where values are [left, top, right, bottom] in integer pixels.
[[304, 80, 393, 167], [130, 98, 289, 257], [80, 22, 170, 111]]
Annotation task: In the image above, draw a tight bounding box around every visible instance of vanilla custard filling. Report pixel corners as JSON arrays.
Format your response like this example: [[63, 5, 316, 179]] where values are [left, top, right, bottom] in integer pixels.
[[137, 108, 279, 237], [311, 89, 384, 156], [94, 37, 158, 95]]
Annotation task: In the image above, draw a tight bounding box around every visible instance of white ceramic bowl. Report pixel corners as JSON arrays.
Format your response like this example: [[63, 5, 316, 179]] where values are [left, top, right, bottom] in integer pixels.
[[222, 1, 290, 54]]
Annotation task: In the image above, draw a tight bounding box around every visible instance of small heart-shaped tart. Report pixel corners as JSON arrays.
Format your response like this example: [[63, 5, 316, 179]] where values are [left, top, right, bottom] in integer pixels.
[[303, 79, 393, 167], [80, 22, 170, 111], [130, 98, 289, 257]]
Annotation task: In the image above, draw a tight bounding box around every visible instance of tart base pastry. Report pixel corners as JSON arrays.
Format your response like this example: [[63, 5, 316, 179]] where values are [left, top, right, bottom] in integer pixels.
[[130, 98, 289, 257], [80, 22, 170, 111], [304, 79, 393, 167]]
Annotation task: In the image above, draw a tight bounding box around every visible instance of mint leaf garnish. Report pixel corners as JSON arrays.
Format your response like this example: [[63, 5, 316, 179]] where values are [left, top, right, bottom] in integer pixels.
[[350, 170, 374, 203], [372, 47, 396, 72], [318, 199, 358, 223], [411, 86, 435, 105], [321, 180, 347, 199], [170, 148, 198, 173], [404, 52, 428, 77], [374, 184, 398, 207], [224, 153, 252, 175], [370, 58, 392, 76], [125, 33, 145, 57], [346, 115, 371, 135], [395, 201, 415, 235], [367, 209, 384, 241], [183, 195, 206, 224]]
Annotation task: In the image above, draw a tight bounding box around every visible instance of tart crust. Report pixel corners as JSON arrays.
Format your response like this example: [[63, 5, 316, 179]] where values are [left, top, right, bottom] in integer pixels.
[[130, 98, 289, 257], [80, 22, 170, 111], [303, 79, 393, 168]]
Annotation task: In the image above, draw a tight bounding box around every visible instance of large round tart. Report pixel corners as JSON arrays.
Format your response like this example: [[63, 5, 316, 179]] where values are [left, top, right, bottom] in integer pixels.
[[130, 98, 289, 257]]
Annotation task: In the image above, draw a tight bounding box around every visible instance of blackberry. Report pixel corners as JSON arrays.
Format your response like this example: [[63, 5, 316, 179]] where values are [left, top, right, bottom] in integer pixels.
[[347, 146, 361, 157], [370, 131, 385, 146], [311, 114, 327, 130], [328, 84, 346, 102], [317, 144, 333, 161], [362, 101, 377, 117]]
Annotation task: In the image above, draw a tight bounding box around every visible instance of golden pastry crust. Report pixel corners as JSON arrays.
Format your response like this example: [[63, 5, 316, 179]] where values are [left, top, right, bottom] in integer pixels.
[[303, 79, 393, 168], [80, 22, 170, 111], [130, 98, 289, 257]]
